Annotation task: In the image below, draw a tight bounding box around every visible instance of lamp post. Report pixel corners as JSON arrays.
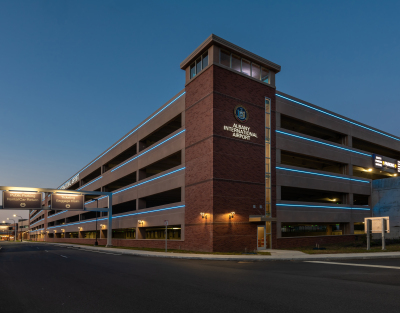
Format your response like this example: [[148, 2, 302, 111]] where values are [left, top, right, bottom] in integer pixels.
[[1, 221, 5, 241], [93, 199, 99, 246], [13, 215, 23, 242], [7, 218, 16, 241]]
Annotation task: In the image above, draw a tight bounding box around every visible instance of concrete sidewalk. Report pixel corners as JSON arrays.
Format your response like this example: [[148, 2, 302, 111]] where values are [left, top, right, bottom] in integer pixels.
[[18, 241, 400, 261]]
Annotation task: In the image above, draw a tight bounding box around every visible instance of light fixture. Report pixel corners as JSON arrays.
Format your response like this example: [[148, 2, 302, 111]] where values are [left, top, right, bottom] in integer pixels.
[[78, 227, 82, 230], [138, 220, 144, 226], [61, 229, 65, 232], [229, 212, 235, 219], [100, 224, 106, 228], [394, 174, 398, 177], [200, 212, 207, 219], [368, 168, 373, 172]]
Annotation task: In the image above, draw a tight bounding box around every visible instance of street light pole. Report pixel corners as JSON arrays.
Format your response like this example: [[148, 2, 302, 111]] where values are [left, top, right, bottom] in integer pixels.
[[93, 199, 99, 246], [13, 215, 23, 242], [7, 218, 16, 241]]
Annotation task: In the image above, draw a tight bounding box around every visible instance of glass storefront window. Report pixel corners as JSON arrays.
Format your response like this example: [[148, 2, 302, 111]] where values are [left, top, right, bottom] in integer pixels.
[[145, 226, 181, 240], [112, 228, 136, 239], [281, 223, 345, 237]]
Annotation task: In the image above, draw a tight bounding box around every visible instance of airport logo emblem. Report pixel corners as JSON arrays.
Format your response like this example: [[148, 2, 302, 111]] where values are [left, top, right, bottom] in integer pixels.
[[66, 204, 70, 209], [20, 203, 26, 208], [234, 105, 248, 123]]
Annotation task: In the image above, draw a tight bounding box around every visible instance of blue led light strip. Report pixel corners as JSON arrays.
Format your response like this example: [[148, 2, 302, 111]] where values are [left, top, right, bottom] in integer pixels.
[[276, 94, 400, 142], [30, 219, 43, 227], [78, 176, 103, 191], [85, 167, 185, 205], [30, 228, 44, 232], [111, 130, 185, 172], [59, 92, 186, 188], [276, 130, 372, 157], [276, 167, 370, 183], [30, 210, 43, 220], [47, 205, 185, 230], [47, 210, 68, 218], [277, 203, 370, 211]]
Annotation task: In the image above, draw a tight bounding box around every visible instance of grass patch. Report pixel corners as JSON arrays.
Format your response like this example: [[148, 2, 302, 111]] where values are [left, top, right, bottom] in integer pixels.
[[299, 241, 400, 254], [32, 241, 271, 255]]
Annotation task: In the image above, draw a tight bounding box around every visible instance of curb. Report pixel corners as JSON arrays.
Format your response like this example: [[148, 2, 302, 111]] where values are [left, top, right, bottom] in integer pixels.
[[26, 242, 400, 262]]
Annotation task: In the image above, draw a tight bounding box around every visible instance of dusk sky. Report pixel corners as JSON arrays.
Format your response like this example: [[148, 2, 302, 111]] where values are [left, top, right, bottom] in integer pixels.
[[1, 0, 399, 221]]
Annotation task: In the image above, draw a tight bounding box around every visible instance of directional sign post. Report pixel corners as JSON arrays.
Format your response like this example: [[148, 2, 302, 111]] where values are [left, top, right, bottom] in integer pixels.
[[2, 191, 42, 210], [51, 194, 84, 211]]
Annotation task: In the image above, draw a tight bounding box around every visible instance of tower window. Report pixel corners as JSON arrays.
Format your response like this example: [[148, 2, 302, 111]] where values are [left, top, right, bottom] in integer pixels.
[[189, 51, 209, 79]]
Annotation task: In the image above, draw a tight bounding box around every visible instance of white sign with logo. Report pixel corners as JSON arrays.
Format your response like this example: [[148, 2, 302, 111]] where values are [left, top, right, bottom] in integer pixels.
[[59, 174, 80, 190], [223, 123, 258, 141]]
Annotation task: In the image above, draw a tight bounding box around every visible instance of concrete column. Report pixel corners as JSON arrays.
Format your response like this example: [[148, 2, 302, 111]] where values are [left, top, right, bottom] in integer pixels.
[[106, 194, 113, 247], [276, 186, 281, 201], [345, 164, 353, 176], [346, 135, 353, 147], [275, 112, 281, 128], [276, 221, 282, 238], [348, 193, 354, 205], [276, 148, 281, 165]]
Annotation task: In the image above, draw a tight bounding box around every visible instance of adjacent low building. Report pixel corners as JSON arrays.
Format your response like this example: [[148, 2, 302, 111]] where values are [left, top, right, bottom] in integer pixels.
[[29, 34, 400, 251]]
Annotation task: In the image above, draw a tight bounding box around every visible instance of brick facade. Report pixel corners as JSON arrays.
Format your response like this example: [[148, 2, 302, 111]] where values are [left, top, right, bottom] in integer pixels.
[[184, 64, 276, 252], [277, 235, 358, 249]]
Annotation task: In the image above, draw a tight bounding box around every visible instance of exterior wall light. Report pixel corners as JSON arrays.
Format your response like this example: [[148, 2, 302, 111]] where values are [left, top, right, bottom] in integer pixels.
[[229, 212, 235, 219], [100, 224, 106, 228], [200, 212, 207, 219], [61, 229, 65, 232], [138, 220, 144, 226], [368, 168, 373, 172], [78, 227, 82, 231]]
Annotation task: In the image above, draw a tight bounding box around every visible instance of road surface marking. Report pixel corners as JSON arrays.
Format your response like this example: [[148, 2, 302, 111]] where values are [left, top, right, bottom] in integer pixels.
[[306, 261, 400, 270], [45, 250, 48, 252], [60, 255, 68, 258]]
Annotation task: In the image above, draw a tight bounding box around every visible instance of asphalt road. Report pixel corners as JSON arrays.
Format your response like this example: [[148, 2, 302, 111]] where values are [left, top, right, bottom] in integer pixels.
[[1, 242, 400, 313]]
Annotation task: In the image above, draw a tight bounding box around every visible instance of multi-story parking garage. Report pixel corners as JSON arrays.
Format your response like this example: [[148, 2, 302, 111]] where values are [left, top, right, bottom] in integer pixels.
[[29, 34, 400, 251]]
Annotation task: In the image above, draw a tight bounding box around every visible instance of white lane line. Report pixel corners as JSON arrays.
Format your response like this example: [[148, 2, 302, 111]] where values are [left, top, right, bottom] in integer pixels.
[[60, 255, 68, 258], [305, 261, 400, 270]]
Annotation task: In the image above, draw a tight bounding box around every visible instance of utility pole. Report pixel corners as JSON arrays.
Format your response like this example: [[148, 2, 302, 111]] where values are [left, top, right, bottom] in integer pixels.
[[94, 199, 99, 246]]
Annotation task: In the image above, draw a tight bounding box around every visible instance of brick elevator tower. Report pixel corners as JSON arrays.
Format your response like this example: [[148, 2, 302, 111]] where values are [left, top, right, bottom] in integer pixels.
[[181, 35, 281, 252]]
